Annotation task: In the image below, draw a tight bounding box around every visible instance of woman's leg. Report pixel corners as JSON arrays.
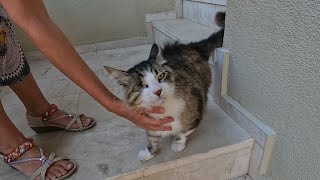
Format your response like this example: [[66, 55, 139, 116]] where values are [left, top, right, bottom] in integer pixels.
[[9, 73, 93, 129], [0, 100, 74, 179]]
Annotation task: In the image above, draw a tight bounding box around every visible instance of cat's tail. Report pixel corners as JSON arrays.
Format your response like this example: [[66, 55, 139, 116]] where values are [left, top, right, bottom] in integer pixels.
[[215, 11, 225, 28], [190, 12, 225, 60]]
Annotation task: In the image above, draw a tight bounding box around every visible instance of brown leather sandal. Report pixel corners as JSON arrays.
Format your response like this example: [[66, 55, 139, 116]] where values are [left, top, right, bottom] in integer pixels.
[[26, 104, 95, 133]]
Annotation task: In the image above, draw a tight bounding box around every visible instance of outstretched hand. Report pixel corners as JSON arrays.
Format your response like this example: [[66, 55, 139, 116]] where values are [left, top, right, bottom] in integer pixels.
[[116, 101, 173, 131]]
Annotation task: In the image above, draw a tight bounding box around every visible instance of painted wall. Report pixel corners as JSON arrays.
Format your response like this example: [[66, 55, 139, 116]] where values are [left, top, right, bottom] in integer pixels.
[[224, 1, 320, 180], [14, 0, 175, 52]]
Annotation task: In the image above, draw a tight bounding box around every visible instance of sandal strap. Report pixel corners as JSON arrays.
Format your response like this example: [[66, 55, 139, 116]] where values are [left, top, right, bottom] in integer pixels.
[[65, 114, 84, 131], [41, 104, 59, 121], [31, 153, 70, 180], [41, 106, 85, 131], [7, 148, 53, 166], [2, 138, 34, 163], [31, 162, 50, 180], [30, 148, 57, 180], [48, 111, 72, 122]]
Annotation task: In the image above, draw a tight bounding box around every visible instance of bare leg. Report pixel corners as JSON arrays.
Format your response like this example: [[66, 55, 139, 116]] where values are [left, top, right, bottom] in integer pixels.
[[9, 73, 93, 129], [0, 100, 74, 179], [171, 129, 195, 152], [138, 132, 161, 161]]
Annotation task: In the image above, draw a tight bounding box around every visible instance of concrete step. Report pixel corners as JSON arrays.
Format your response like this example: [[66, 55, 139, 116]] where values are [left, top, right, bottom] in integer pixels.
[[152, 19, 219, 48], [183, 0, 227, 29], [0, 44, 253, 180], [108, 97, 254, 180]]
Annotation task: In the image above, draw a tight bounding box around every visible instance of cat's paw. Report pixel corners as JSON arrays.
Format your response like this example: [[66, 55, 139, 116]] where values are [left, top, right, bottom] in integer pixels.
[[138, 147, 155, 161], [171, 141, 186, 152]]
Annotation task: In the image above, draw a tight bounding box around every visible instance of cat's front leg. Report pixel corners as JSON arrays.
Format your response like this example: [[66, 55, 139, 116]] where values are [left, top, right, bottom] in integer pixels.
[[171, 128, 195, 152], [138, 132, 161, 161]]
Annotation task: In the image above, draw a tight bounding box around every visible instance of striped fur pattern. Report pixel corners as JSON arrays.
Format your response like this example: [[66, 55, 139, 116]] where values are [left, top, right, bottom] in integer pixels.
[[104, 12, 225, 161]]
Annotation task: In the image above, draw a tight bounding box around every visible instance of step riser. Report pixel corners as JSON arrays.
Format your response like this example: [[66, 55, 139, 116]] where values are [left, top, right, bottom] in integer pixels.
[[142, 147, 252, 180], [154, 28, 178, 48], [183, 0, 227, 29]]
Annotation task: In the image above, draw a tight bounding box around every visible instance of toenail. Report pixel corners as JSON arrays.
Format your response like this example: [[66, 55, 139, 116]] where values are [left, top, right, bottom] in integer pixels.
[[66, 163, 73, 170]]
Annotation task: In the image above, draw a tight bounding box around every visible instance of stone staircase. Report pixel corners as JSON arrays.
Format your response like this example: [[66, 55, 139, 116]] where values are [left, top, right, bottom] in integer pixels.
[[153, 0, 225, 47], [106, 1, 256, 179]]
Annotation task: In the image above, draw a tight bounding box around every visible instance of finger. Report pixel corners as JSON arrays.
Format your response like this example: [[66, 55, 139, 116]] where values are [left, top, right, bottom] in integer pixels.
[[157, 117, 174, 125], [139, 116, 162, 126], [148, 125, 172, 131], [139, 115, 174, 126], [146, 106, 165, 114]]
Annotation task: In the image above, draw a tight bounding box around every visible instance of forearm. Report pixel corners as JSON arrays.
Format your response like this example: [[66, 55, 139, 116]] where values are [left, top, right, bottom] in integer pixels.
[[25, 19, 120, 110]]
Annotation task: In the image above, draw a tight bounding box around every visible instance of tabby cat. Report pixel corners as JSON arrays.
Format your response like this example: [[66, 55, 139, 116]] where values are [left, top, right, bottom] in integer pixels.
[[104, 12, 225, 161]]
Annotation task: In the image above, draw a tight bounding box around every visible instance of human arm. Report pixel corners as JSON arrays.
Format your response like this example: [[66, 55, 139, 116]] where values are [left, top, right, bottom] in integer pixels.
[[0, 0, 172, 131]]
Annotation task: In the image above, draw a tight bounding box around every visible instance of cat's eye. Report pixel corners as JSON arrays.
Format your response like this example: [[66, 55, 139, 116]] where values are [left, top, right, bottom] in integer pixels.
[[142, 84, 149, 88], [157, 72, 166, 81]]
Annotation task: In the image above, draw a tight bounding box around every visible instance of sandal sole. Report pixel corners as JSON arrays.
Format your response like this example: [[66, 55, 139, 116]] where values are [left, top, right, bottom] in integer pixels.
[[31, 126, 64, 134], [31, 121, 96, 134]]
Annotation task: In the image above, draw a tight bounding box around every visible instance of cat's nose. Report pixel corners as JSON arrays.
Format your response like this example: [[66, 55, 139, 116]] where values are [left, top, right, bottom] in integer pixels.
[[154, 89, 162, 96]]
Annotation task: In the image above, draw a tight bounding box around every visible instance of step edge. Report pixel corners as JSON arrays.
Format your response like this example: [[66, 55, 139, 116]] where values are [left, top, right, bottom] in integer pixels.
[[185, 0, 227, 6], [145, 11, 177, 23], [107, 138, 254, 180]]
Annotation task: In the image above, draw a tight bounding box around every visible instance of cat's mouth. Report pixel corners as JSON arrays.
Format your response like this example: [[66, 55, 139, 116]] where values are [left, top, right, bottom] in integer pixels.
[[154, 97, 165, 104]]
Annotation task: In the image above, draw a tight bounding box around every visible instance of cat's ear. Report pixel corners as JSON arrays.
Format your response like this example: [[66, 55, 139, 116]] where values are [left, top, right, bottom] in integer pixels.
[[148, 44, 159, 60], [104, 66, 130, 86]]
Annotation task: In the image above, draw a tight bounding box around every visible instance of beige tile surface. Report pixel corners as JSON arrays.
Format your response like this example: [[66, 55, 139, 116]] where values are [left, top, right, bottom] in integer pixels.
[[0, 44, 251, 180]]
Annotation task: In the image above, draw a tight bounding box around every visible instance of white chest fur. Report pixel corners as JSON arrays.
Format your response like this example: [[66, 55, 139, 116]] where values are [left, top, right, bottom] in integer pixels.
[[148, 95, 185, 137]]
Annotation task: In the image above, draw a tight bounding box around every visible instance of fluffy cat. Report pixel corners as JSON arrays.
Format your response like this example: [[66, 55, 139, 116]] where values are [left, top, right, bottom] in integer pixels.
[[104, 12, 225, 161]]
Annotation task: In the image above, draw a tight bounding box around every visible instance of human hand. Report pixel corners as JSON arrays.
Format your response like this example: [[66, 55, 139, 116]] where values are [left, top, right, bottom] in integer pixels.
[[114, 101, 173, 131]]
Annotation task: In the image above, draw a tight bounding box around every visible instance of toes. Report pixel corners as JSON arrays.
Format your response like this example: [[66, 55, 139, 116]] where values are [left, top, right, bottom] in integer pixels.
[[50, 167, 62, 178], [79, 114, 94, 127], [55, 160, 74, 171], [46, 172, 56, 180], [55, 164, 67, 175]]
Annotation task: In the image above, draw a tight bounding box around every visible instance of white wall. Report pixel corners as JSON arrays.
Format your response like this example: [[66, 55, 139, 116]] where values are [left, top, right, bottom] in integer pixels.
[[224, 0, 320, 180], [14, 0, 175, 52]]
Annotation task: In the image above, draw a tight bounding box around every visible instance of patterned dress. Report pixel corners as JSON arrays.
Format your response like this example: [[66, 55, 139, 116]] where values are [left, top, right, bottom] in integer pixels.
[[0, 6, 30, 86]]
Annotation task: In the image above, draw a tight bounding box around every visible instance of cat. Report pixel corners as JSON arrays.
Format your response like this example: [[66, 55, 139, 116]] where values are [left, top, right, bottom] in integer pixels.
[[104, 12, 225, 161]]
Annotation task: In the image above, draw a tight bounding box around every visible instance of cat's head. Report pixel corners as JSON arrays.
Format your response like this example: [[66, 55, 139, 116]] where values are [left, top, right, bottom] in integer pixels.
[[104, 44, 175, 108]]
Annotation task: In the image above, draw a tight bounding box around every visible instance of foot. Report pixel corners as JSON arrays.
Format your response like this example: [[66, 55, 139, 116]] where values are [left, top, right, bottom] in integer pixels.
[[48, 109, 94, 130], [138, 147, 155, 161], [11, 145, 74, 180], [171, 141, 185, 152]]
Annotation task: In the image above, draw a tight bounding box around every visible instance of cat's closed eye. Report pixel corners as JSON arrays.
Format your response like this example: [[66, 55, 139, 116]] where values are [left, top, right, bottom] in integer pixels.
[[142, 84, 149, 88]]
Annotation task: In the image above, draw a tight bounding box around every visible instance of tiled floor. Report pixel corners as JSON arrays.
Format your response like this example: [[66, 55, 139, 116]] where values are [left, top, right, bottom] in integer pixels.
[[0, 44, 250, 179]]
